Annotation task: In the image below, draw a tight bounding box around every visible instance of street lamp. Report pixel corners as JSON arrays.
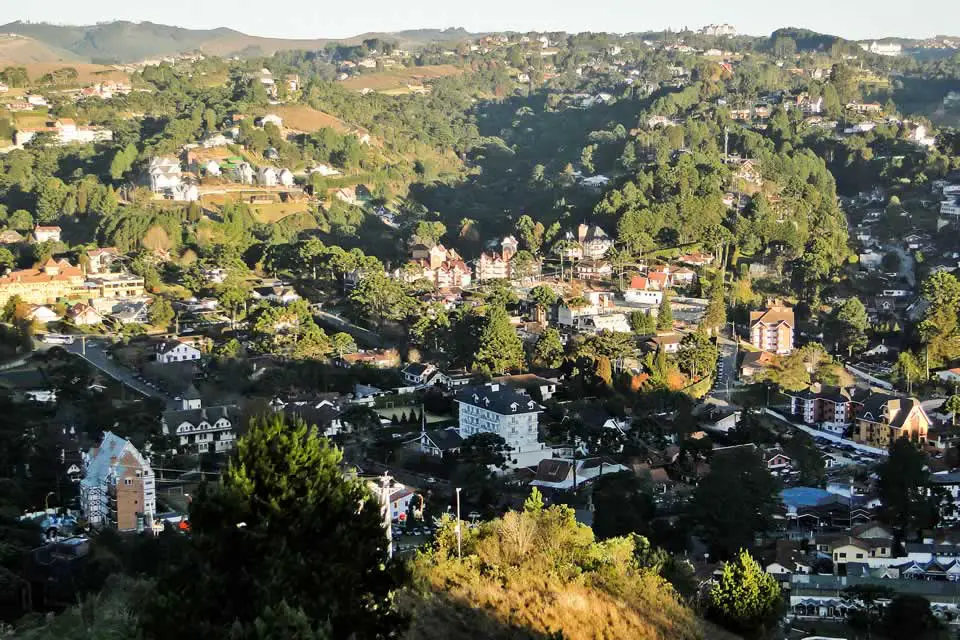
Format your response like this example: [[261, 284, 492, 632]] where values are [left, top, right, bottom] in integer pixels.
[[455, 487, 462, 559], [44, 491, 56, 510]]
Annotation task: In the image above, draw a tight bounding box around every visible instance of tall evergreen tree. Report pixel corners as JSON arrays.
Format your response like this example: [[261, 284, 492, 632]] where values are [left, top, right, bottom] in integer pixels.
[[472, 305, 525, 374], [141, 413, 404, 639], [709, 549, 782, 635], [657, 292, 674, 331]]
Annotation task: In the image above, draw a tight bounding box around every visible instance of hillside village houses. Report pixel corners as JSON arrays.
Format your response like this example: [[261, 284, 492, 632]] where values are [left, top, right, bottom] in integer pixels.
[[161, 388, 239, 455], [146, 156, 198, 202], [79, 432, 156, 532], [576, 224, 614, 259], [14, 118, 113, 148], [399, 244, 472, 289], [0, 253, 146, 308], [784, 384, 861, 435], [475, 236, 521, 282]]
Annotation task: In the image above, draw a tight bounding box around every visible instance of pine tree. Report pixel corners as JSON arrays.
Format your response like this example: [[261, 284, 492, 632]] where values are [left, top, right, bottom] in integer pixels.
[[657, 292, 674, 331], [523, 487, 545, 512], [709, 549, 782, 635], [142, 413, 404, 639], [473, 305, 525, 374]]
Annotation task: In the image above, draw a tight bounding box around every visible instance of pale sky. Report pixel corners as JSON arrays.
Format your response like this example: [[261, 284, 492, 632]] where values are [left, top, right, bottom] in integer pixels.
[[1, 0, 958, 41]]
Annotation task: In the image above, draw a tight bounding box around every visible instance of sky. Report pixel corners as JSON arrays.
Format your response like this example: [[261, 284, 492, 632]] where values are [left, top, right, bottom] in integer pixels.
[[1, 0, 958, 42]]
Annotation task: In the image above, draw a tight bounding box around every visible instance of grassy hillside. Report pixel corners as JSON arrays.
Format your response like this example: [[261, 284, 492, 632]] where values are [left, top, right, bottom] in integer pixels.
[[0, 35, 78, 64], [405, 505, 705, 640], [340, 65, 463, 93], [0, 21, 479, 64], [269, 105, 353, 133]]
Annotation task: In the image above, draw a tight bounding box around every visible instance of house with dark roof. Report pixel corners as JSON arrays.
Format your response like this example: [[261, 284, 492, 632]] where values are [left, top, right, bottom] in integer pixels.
[[156, 339, 202, 364], [162, 389, 239, 454], [273, 397, 347, 436], [854, 392, 930, 449], [530, 457, 628, 490], [402, 362, 441, 387], [419, 427, 464, 457], [492, 374, 558, 401]]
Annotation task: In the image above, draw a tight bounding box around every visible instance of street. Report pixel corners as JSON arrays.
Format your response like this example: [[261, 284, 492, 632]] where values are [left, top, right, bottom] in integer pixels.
[[61, 337, 174, 402], [710, 333, 739, 400], [313, 309, 382, 347]]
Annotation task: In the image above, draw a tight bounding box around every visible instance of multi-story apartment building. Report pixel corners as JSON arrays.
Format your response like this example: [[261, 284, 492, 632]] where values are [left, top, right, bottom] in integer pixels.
[[855, 393, 931, 449], [783, 385, 860, 435], [456, 383, 549, 468], [476, 251, 510, 281], [162, 389, 238, 454], [0, 257, 146, 307], [750, 303, 795, 355], [79, 432, 155, 532], [85, 273, 146, 299], [0, 258, 85, 306]]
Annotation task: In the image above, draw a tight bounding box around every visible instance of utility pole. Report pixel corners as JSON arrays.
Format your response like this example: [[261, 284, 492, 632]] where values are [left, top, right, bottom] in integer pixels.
[[455, 487, 462, 559], [378, 472, 393, 559]]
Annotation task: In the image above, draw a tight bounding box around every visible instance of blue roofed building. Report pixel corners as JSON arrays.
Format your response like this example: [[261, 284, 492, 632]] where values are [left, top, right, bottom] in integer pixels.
[[79, 432, 155, 532]]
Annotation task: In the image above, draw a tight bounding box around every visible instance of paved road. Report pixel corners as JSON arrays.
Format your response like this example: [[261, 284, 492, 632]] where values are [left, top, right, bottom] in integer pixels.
[[313, 309, 382, 347], [59, 337, 174, 402], [710, 334, 739, 400]]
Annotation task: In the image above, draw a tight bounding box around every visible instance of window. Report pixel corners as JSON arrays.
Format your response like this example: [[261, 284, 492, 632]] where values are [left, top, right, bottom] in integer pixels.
[[856, 553, 864, 559], [124, 478, 133, 486], [839, 552, 847, 559]]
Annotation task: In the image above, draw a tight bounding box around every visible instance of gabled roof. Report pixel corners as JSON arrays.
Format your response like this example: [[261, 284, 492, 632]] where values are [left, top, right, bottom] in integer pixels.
[[749, 305, 795, 328], [422, 427, 463, 451], [402, 362, 434, 377], [455, 384, 542, 415], [162, 404, 239, 429], [81, 432, 148, 489], [533, 458, 574, 483], [157, 340, 199, 355]]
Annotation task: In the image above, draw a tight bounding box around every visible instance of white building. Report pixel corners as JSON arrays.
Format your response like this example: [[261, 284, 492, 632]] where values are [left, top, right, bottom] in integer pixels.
[[156, 340, 202, 364], [161, 388, 238, 454], [79, 432, 155, 531], [278, 168, 295, 187], [455, 383, 549, 468], [148, 156, 183, 194], [204, 160, 221, 176], [860, 41, 902, 57], [579, 313, 631, 334], [257, 166, 278, 186]]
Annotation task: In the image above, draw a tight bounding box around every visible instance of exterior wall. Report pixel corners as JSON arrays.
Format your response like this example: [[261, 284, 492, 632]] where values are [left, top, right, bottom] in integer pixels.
[[624, 289, 663, 305], [458, 403, 540, 453], [0, 276, 84, 306], [174, 419, 235, 453], [750, 321, 794, 354]]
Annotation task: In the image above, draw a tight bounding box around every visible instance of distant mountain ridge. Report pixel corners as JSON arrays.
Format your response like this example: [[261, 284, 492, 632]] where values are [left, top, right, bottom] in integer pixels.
[[0, 21, 477, 64]]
